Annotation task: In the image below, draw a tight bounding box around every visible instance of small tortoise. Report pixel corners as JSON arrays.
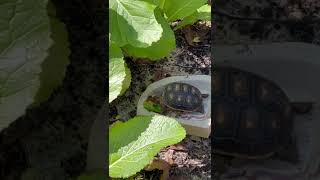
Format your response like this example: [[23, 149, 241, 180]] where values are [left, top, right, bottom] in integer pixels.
[[146, 82, 209, 114], [212, 66, 313, 159], [161, 82, 209, 113]]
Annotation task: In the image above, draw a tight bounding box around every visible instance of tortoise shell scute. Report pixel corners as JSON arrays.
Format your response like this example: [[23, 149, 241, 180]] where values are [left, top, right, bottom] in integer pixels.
[[162, 82, 203, 111]]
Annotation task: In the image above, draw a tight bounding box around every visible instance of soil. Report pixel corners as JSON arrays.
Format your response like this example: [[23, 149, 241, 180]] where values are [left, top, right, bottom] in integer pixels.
[[0, 0, 107, 179], [214, 0, 320, 45], [213, 0, 320, 179]]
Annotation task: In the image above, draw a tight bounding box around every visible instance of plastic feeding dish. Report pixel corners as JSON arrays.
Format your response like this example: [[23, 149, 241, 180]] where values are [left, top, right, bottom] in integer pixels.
[[137, 75, 211, 138]]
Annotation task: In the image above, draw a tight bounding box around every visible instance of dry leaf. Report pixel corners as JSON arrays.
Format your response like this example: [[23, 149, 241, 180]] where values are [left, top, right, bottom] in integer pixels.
[[169, 144, 187, 151], [145, 158, 171, 180], [164, 149, 174, 165]]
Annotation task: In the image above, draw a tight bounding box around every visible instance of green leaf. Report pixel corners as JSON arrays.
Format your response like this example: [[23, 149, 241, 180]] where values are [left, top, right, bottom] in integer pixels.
[[161, 0, 207, 22], [0, 0, 52, 131], [175, 4, 211, 30], [109, 43, 131, 103], [21, 168, 42, 180], [119, 61, 131, 96], [143, 100, 163, 113], [33, 2, 70, 104], [109, 115, 186, 178], [123, 8, 175, 60], [109, 0, 163, 48]]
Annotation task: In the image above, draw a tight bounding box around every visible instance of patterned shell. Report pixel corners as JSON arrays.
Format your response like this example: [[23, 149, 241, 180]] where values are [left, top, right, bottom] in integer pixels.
[[162, 82, 202, 112], [212, 67, 293, 158]]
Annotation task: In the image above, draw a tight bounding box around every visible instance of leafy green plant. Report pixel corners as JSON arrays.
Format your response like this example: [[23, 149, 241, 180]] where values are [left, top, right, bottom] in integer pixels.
[[109, 115, 186, 178], [0, 0, 69, 131]]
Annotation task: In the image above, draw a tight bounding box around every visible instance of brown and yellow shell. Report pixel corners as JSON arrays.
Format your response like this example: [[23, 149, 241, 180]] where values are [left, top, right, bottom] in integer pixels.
[[212, 67, 293, 159], [162, 82, 203, 112]]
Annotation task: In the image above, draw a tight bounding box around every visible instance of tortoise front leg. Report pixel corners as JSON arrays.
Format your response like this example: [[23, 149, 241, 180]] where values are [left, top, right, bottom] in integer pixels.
[[161, 105, 169, 115], [159, 98, 168, 115], [196, 104, 205, 114], [291, 102, 313, 114], [201, 94, 209, 98]]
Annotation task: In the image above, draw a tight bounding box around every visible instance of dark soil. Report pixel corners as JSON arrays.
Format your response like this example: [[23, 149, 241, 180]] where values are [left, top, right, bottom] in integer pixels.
[[0, 0, 107, 179], [214, 0, 320, 45]]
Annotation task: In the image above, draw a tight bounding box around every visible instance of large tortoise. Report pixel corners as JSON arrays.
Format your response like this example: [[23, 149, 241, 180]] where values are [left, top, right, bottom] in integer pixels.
[[212, 66, 312, 159]]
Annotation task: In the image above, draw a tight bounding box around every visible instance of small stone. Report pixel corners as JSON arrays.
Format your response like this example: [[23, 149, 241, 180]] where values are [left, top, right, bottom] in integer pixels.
[[190, 136, 202, 142]]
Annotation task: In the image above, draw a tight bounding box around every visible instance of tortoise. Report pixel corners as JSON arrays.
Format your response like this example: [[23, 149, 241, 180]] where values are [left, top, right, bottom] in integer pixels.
[[212, 66, 313, 159], [146, 82, 209, 114]]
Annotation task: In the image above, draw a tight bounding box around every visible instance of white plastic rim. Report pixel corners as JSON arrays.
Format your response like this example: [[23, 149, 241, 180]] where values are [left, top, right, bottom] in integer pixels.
[[213, 42, 320, 102], [213, 42, 320, 176], [137, 75, 211, 128]]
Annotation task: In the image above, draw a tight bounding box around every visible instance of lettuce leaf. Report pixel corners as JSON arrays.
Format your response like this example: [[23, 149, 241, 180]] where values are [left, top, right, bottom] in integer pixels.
[[109, 115, 186, 178], [109, 0, 163, 48], [33, 2, 70, 104], [123, 8, 175, 60], [148, 0, 207, 22], [109, 42, 131, 103], [175, 4, 211, 30], [0, 0, 60, 131], [119, 61, 131, 96]]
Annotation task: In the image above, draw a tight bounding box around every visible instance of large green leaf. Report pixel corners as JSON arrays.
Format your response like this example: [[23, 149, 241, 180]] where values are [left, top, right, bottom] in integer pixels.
[[175, 4, 211, 30], [161, 0, 207, 22], [109, 43, 131, 103], [123, 8, 175, 60], [109, 0, 163, 48], [0, 0, 52, 131], [33, 2, 70, 104], [119, 61, 131, 96], [109, 115, 186, 178]]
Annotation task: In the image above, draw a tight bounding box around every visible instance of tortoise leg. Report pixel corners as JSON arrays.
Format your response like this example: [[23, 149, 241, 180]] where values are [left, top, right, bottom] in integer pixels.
[[275, 138, 299, 163], [159, 98, 167, 115], [291, 102, 313, 114], [201, 94, 209, 98], [196, 105, 205, 114], [162, 105, 168, 115]]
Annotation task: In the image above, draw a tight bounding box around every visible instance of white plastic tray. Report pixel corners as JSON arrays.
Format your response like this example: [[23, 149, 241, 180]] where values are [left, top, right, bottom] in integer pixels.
[[137, 75, 211, 138]]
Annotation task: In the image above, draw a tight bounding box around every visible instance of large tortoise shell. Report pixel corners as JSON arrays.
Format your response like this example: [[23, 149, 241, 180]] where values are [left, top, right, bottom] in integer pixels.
[[212, 67, 293, 158], [162, 82, 203, 112]]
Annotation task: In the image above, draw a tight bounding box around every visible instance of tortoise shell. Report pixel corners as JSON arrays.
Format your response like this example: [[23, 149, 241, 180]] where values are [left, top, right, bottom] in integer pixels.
[[162, 82, 204, 112], [212, 67, 293, 159]]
